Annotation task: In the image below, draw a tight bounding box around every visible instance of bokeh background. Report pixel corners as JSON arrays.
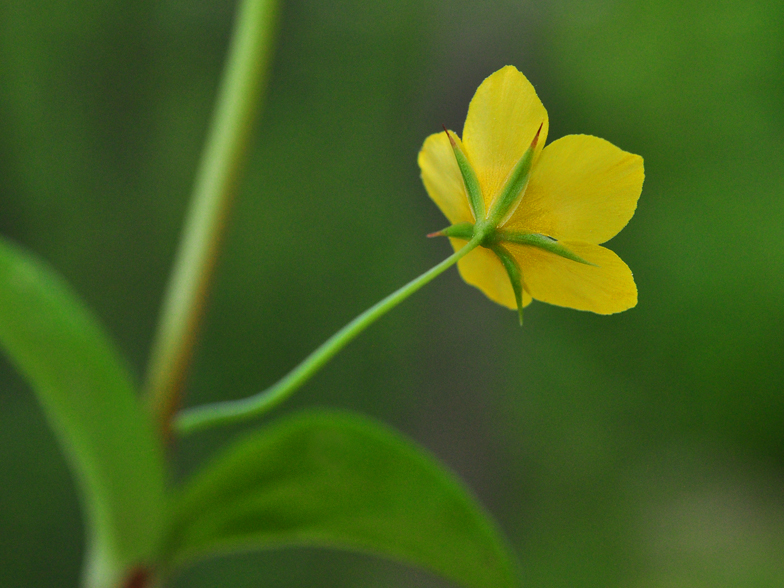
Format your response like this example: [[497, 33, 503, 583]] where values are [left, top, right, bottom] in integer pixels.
[[2, 0, 783, 586]]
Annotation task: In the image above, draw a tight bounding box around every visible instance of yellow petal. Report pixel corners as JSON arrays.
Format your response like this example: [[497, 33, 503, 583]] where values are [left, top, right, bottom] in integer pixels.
[[506, 135, 644, 244], [462, 66, 549, 213], [418, 131, 475, 225], [451, 239, 532, 310], [507, 240, 637, 314]]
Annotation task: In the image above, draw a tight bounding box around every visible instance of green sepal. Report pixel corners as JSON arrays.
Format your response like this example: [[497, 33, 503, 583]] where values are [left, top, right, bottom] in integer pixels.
[[441, 222, 476, 240], [444, 129, 485, 221], [489, 244, 525, 326], [493, 230, 596, 266], [485, 124, 542, 227]]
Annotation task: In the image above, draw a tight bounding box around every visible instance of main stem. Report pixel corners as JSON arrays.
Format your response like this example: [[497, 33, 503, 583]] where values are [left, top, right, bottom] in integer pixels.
[[174, 237, 483, 436], [143, 0, 279, 439]]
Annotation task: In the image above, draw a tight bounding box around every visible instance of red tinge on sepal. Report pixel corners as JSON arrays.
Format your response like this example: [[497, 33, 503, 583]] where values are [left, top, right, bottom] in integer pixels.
[[426, 230, 444, 238], [530, 122, 543, 149], [442, 125, 457, 147]]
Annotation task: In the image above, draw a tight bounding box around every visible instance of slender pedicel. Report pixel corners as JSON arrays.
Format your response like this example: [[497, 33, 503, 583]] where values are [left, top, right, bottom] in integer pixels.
[[175, 236, 484, 435]]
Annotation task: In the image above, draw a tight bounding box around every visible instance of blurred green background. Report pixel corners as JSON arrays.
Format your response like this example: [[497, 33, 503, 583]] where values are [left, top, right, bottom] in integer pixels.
[[2, 0, 783, 586]]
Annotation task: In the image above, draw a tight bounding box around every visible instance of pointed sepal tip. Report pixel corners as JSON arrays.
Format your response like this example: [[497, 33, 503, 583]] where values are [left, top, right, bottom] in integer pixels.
[[490, 243, 526, 327], [531, 121, 543, 149], [442, 126, 485, 221], [442, 125, 457, 147]]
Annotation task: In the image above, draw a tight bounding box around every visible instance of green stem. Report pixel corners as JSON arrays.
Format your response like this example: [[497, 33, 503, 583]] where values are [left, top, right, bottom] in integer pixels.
[[174, 237, 483, 436], [143, 0, 280, 438]]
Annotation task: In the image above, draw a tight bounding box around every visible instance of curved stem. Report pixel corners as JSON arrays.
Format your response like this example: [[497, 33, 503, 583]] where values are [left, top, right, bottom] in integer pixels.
[[143, 0, 280, 439], [174, 237, 482, 436]]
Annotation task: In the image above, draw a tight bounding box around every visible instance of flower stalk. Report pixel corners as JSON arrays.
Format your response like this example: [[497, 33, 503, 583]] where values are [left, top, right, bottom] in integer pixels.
[[174, 236, 483, 436]]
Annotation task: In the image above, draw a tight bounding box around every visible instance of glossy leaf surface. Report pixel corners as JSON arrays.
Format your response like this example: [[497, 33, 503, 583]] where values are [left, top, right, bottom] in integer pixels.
[[0, 237, 166, 587], [167, 411, 519, 588]]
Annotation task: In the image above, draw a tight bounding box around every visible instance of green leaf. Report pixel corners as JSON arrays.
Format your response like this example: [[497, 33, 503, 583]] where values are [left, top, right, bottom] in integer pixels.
[[166, 410, 520, 588], [0, 237, 166, 588]]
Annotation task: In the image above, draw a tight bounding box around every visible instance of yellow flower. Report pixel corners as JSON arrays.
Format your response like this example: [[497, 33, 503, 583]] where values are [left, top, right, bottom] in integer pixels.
[[418, 65, 644, 319]]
